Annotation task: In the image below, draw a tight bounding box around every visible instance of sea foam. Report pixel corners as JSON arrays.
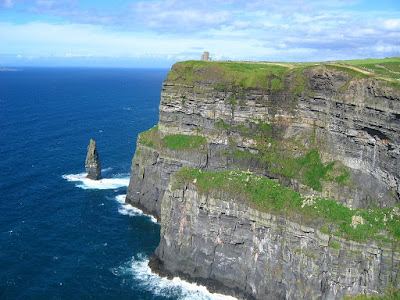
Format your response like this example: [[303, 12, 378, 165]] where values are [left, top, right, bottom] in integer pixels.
[[111, 254, 237, 300], [115, 194, 157, 223], [62, 172, 130, 190]]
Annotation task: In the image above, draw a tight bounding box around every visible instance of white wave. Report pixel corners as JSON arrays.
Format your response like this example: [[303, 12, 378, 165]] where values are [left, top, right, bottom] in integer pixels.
[[115, 194, 157, 223], [111, 254, 237, 300], [62, 172, 129, 190]]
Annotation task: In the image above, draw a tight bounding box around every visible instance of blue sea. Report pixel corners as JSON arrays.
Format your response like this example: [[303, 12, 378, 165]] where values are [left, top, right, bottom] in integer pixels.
[[0, 68, 235, 300]]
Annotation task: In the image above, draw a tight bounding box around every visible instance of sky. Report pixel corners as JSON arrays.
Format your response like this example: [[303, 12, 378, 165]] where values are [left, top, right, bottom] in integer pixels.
[[1, 0, 399, 67]]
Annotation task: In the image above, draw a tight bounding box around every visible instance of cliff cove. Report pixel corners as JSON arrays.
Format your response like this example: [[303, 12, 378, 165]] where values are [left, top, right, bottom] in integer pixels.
[[126, 58, 400, 299]]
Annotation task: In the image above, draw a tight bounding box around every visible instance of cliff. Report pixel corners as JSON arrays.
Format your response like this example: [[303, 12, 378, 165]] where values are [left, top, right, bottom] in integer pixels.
[[126, 58, 400, 299], [152, 169, 400, 299]]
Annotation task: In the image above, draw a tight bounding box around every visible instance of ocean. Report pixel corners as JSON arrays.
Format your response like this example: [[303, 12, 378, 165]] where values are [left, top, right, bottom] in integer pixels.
[[0, 68, 235, 299]]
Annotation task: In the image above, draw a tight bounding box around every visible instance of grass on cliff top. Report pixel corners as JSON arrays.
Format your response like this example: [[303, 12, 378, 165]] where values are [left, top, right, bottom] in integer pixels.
[[174, 167, 400, 245], [139, 125, 207, 151], [335, 57, 400, 81], [167, 60, 294, 89], [167, 58, 400, 90]]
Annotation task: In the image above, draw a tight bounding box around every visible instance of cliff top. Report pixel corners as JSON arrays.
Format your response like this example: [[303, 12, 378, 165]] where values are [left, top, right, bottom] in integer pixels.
[[166, 57, 400, 89]]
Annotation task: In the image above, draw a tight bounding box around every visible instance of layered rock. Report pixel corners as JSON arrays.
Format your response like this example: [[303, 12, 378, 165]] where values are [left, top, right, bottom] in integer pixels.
[[125, 60, 400, 298], [152, 179, 400, 299], [127, 63, 400, 219], [85, 139, 101, 180]]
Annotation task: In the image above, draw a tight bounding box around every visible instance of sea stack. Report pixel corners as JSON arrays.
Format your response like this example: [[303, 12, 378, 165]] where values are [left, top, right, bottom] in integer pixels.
[[85, 139, 101, 180]]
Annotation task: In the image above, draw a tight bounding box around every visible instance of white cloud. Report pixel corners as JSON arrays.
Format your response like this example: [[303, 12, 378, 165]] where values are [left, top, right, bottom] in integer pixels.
[[1, 0, 400, 66], [130, 0, 232, 32], [64, 53, 94, 57], [374, 44, 400, 53], [384, 19, 400, 31], [0, 22, 264, 59]]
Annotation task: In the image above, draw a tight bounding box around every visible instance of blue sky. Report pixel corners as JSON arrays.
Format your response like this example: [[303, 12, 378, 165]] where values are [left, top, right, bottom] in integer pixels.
[[1, 0, 399, 67]]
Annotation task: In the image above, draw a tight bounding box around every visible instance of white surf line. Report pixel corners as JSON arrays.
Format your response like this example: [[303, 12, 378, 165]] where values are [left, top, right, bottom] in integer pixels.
[[112, 254, 238, 300], [115, 194, 157, 224], [62, 172, 130, 190]]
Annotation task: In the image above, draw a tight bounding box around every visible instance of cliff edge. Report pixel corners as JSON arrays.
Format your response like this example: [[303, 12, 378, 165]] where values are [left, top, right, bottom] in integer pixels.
[[126, 58, 400, 299]]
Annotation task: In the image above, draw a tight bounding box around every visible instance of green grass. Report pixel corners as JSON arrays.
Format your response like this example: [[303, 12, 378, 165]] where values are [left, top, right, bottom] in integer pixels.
[[139, 125, 159, 148], [294, 149, 335, 191], [167, 58, 400, 93], [163, 134, 207, 150], [230, 119, 348, 191], [173, 167, 400, 245], [329, 241, 341, 249], [167, 60, 300, 91], [138, 125, 206, 151], [344, 287, 400, 299], [335, 57, 400, 80], [265, 148, 339, 191]]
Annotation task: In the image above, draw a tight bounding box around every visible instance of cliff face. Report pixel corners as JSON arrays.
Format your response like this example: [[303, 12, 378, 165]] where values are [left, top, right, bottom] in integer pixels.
[[126, 60, 400, 298], [153, 179, 400, 299], [127, 62, 400, 216]]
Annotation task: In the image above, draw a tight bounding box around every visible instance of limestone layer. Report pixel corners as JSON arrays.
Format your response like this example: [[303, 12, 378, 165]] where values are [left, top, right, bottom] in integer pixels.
[[125, 62, 400, 299], [152, 181, 400, 299], [127, 64, 400, 217]]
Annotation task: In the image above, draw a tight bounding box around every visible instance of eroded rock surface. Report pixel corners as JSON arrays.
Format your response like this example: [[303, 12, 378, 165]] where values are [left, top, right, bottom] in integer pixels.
[[153, 181, 400, 299], [126, 61, 400, 299], [127, 64, 400, 219], [85, 139, 101, 180]]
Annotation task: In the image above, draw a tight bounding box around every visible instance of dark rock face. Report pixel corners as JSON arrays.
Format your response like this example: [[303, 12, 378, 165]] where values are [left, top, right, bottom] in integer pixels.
[[85, 139, 101, 180], [154, 182, 400, 300], [126, 63, 400, 299], [127, 66, 400, 219]]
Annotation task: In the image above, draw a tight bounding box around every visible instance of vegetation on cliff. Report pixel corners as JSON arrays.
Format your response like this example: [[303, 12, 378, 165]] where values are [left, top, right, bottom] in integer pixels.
[[173, 167, 400, 247], [218, 118, 350, 192], [167, 60, 306, 93], [337, 57, 400, 81], [138, 125, 206, 151], [129, 57, 400, 299], [166, 57, 400, 91], [344, 287, 400, 299]]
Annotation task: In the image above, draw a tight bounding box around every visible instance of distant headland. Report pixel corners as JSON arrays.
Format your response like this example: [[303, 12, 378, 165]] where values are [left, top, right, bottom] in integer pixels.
[[0, 67, 20, 72]]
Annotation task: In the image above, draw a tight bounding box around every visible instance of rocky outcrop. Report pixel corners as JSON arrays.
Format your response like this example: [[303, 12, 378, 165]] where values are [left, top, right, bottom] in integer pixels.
[[126, 61, 400, 298], [152, 180, 400, 300], [85, 139, 101, 180]]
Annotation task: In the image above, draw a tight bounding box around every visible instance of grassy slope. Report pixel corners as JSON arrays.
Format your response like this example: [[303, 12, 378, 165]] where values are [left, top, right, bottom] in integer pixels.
[[335, 57, 400, 80], [166, 57, 400, 89]]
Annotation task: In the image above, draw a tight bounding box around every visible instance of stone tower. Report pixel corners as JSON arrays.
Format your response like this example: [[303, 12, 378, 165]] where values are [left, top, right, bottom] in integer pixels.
[[201, 51, 211, 61]]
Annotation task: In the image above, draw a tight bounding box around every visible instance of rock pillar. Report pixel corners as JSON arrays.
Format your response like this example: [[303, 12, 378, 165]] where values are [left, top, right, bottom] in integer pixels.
[[85, 139, 102, 180]]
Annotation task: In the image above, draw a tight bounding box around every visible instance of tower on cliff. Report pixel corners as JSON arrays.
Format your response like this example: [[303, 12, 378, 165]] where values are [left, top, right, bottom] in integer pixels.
[[201, 51, 211, 61], [85, 139, 102, 180]]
